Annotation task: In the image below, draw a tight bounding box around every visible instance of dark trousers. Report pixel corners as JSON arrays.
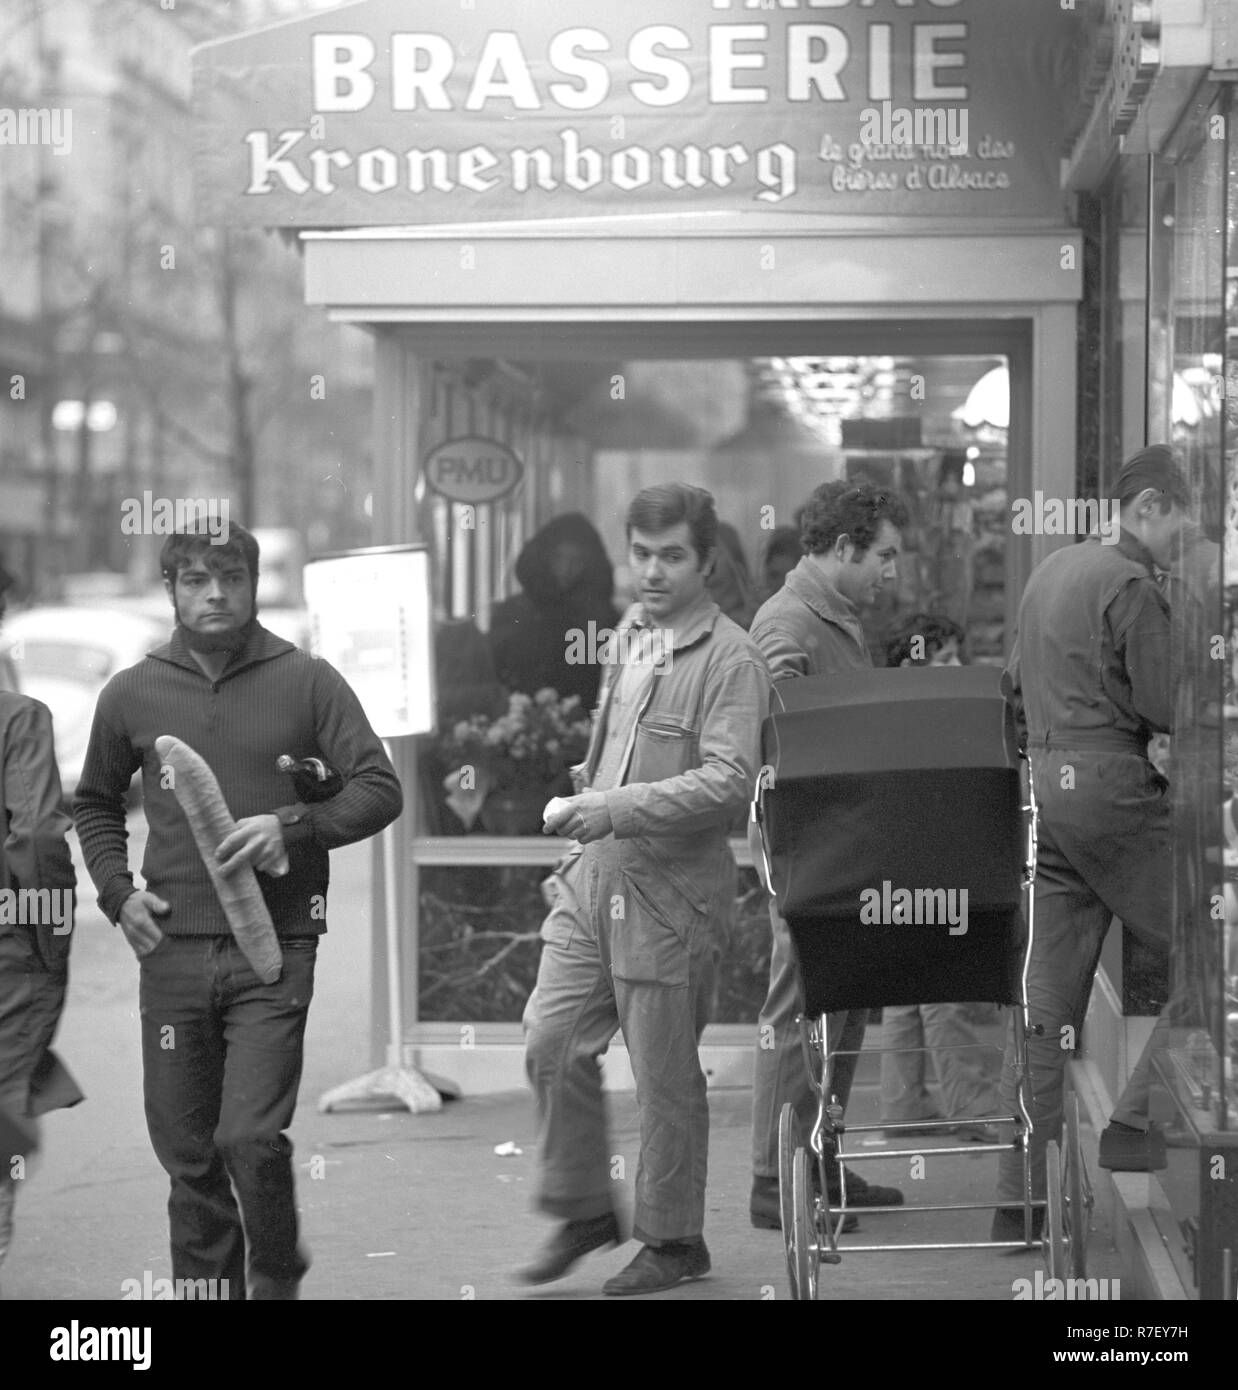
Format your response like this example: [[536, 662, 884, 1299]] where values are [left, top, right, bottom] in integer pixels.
[[1, 920, 76, 1264], [138, 935, 316, 1298], [751, 899, 867, 1178], [996, 749, 1171, 1203]]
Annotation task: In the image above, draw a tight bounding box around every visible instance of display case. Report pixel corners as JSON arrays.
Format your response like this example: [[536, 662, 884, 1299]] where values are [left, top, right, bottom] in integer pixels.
[[1143, 83, 1237, 1301]]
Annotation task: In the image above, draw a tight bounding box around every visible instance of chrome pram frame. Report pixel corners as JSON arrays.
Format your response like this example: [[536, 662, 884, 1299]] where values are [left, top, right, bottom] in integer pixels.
[[754, 755, 1095, 1301]]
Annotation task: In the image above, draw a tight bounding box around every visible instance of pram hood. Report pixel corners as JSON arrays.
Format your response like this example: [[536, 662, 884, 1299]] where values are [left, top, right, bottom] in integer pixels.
[[754, 666, 1025, 1010], [761, 665, 1020, 778]]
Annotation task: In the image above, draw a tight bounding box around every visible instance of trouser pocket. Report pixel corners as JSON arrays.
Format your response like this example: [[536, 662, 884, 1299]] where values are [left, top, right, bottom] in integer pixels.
[[610, 868, 698, 987]]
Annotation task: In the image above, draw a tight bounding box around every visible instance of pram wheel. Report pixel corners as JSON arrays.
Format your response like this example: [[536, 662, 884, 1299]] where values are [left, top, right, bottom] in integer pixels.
[[778, 1104, 801, 1294], [1043, 1140, 1066, 1281], [1063, 1092, 1092, 1279], [790, 1147, 819, 1301]]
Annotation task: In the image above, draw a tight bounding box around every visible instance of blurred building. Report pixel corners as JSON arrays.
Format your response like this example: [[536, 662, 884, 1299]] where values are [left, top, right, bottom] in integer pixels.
[[0, 0, 372, 598]]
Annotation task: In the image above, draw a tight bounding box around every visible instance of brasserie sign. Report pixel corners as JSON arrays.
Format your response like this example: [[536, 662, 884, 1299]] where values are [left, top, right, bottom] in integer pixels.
[[192, 0, 1078, 226]]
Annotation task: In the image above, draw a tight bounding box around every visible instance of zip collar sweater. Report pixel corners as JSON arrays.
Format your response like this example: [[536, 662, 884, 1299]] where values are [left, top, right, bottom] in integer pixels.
[[74, 622, 402, 935]]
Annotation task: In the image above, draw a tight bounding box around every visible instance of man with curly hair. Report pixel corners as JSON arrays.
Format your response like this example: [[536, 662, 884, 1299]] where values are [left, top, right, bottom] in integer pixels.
[[749, 480, 910, 1231]]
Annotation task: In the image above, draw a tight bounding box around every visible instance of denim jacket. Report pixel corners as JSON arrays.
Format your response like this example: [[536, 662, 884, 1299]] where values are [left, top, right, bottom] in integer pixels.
[[748, 556, 871, 684], [572, 594, 769, 911], [746, 557, 871, 887], [1003, 532, 1172, 753]]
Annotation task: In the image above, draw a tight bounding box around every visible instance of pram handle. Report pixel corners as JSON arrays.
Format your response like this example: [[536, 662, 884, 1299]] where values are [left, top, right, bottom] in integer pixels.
[[1023, 751, 1039, 887], [750, 763, 777, 898]]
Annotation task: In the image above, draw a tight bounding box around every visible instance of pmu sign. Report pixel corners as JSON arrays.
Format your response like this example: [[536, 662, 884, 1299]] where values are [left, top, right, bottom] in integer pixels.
[[423, 436, 524, 504]]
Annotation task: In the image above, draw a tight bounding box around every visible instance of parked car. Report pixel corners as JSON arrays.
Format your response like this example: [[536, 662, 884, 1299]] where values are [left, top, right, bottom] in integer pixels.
[[0, 607, 171, 796]]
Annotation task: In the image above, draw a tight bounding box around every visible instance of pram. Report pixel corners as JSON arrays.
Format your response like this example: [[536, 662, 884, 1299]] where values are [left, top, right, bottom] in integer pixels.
[[751, 665, 1093, 1299]]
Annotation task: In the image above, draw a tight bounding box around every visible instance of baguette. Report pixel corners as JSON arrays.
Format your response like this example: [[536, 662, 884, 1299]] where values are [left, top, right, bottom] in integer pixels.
[[155, 735, 283, 984]]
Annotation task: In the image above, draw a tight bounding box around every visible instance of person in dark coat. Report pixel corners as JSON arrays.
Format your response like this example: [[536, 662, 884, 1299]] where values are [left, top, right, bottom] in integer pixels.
[[706, 521, 759, 630], [490, 514, 619, 709], [0, 569, 81, 1278], [991, 446, 1189, 1242], [758, 525, 802, 602]]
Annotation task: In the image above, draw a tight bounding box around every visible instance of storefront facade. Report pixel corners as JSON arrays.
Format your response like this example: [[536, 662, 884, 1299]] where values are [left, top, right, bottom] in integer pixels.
[[309, 251, 1076, 1094], [193, 0, 1233, 1297], [1060, 1, 1237, 1302]]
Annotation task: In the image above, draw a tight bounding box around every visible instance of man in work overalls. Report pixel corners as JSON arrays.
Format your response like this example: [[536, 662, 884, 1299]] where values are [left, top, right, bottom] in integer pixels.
[[992, 446, 1189, 1240], [519, 483, 769, 1296]]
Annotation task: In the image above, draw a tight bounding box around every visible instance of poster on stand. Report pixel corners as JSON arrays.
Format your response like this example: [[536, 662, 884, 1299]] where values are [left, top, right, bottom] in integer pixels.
[[303, 544, 436, 739]]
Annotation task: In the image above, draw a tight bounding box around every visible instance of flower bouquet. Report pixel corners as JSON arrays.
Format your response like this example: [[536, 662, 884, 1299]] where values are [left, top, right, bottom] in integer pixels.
[[438, 689, 593, 833]]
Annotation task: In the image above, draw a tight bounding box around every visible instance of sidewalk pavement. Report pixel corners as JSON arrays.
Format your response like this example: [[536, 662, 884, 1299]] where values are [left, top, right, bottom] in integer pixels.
[[3, 825, 1123, 1301], [284, 1075, 1122, 1302], [8, 1068, 1124, 1303]]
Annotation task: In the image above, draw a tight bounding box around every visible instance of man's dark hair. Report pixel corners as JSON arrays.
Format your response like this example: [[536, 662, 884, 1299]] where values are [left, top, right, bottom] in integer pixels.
[[1113, 445, 1189, 514], [885, 613, 966, 668], [800, 481, 909, 557], [626, 483, 718, 568], [160, 521, 260, 591], [764, 524, 802, 564]]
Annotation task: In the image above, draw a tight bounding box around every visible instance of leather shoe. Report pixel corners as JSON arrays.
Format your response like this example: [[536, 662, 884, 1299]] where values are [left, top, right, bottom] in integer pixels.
[[749, 1175, 858, 1233], [603, 1239, 710, 1296], [249, 1274, 300, 1300], [827, 1166, 904, 1207], [1098, 1121, 1167, 1172], [517, 1212, 623, 1285], [250, 1244, 310, 1299], [990, 1205, 1044, 1244]]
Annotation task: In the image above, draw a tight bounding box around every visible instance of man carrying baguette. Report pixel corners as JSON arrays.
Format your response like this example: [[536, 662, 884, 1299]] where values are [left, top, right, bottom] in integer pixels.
[[75, 521, 401, 1300]]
